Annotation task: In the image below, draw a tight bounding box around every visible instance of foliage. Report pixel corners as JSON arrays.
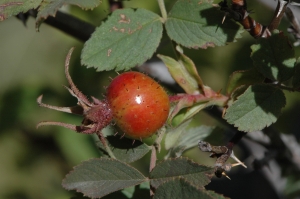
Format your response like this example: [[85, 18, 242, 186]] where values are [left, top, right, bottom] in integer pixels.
[[2, 0, 300, 198]]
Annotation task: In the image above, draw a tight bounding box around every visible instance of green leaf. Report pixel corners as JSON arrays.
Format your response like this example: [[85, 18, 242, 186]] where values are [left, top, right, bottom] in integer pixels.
[[121, 182, 150, 199], [165, 121, 212, 158], [292, 57, 300, 89], [158, 54, 201, 94], [0, 0, 42, 21], [226, 85, 249, 107], [224, 84, 286, 132], [165, 0, 243, 49], [81, 8, 163, 71], [170, 98, 208, 127], [36, 0, 101, 27], [158, 46, 205, 94], [226, 68, 265, 95], [251, 31, 296, 82], [153, 178, 229, 199], [165, 120, 192, 151], [150, 157, 214, 189], [97, 136, 151, 163], [62, 158, 147, 198], [168, 92, 223, 126]]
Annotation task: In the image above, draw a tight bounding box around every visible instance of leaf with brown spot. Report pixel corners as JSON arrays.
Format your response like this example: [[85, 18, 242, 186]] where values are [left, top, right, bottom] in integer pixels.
[[81, 8, 163, 71]]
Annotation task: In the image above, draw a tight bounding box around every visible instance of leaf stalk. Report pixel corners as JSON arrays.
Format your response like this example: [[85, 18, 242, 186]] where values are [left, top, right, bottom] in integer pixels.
[[157, 0, 167, 22]]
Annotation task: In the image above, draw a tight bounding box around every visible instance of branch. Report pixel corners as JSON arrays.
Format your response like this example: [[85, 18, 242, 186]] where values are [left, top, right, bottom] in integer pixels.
[[16, 0, 125, 42]]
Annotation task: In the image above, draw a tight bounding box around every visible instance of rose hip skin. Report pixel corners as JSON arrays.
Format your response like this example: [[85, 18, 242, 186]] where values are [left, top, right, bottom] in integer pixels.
[[37, 48, 169, 140], [107, 72, 170, 140]]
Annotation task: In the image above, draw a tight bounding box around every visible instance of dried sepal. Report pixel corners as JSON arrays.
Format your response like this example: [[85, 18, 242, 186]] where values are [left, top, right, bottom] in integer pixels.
[[198, 140, 247, 178], [37, 47, 113, 135]]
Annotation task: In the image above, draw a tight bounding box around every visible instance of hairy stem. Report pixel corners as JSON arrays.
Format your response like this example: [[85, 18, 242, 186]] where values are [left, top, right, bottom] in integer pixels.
[[97, 133, 116, 159], [104, 141, 116, 159], [149, 129, 164, 172], [149, 126, 166, 197]]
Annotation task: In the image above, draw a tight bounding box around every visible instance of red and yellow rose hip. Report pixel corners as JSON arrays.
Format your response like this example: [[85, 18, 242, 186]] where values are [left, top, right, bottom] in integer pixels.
[[107, 71, 169, 139], [37, 48, 170, 140]]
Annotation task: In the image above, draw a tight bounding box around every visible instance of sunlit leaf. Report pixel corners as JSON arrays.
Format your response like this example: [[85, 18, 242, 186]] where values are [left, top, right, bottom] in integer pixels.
[[81, 8, 163, 71], [0, 0, 42, 21], [158, 53, 202, 94], [36, 0, 101, 27]]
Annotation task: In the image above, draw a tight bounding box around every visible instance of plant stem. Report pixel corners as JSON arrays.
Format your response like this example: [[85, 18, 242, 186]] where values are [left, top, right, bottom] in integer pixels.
[[149, 127, 166, 172], [149, 127, 166, 198], [150, 145, 157, 172], [104, 140, 116, 159], [97, 133, 116, 159], [150, 145, 156, 198], [157, 0, 167, 22], [277, 84, 296, 92]]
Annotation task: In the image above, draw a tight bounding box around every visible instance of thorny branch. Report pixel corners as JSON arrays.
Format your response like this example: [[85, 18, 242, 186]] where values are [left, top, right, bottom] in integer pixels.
[[220, 0, 290, 38], [17, 10, 95, 42]]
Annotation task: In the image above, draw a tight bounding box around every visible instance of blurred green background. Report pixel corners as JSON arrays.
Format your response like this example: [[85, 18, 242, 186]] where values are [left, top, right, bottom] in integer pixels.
[[1, 0, 300, 199]]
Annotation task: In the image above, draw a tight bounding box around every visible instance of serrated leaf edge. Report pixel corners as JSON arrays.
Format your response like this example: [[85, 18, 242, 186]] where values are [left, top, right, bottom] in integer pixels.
[[154, 177, 229, 199], [62, 157, 148, 198], [150, 157, 214, 188], [225, 84, 286, 132]]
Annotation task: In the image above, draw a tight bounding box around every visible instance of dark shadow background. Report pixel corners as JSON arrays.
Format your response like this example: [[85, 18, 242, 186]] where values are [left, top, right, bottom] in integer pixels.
[[1, 0, 300, 199]]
